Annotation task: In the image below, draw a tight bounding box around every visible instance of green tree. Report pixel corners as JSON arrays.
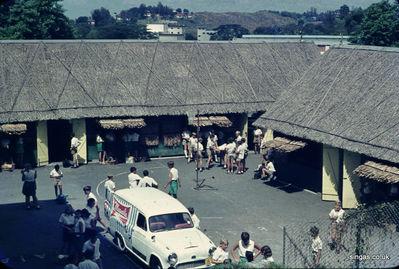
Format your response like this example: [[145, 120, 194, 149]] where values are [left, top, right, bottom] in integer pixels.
[[211, 24, 249, 40], [91, 7, 114, 27], [0, 0, 74, 39], [339, 4, 350, 19], [86, 23, 155, 39], [76, 16, 89, 24], [351, 0, 399, 46]]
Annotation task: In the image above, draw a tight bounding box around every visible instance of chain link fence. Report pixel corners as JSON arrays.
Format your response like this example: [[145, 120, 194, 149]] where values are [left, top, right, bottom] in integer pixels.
[[282, 201, 399, 268]]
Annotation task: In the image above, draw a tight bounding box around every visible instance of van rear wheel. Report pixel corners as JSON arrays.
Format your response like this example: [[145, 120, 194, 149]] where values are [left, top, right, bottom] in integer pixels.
[[150, 257, 162, 269], [116, 234, 126, 252]]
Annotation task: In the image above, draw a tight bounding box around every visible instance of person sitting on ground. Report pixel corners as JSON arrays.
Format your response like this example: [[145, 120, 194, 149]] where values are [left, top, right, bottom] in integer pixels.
[[188, 207, 200, 229], [329, 201, 345, 254], [50, 164, 64, 198], [262, 159, 276, 180], [212, 238, 230, 264], [79, 249, 99, 269], [231, 232, 262, 263], [64, 253, 79, 269], [310, 226, 322, 268], [260, 245, 274, 265], [81, 208, 95, 241], [128, 167, 141, 188], [85, 198, 108, 233], [140, 170, 158, 188]]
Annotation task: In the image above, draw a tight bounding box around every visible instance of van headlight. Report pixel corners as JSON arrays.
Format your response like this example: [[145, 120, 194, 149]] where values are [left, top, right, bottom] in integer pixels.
[[168, 253, 178, 264], [208, 247, 216, 255]]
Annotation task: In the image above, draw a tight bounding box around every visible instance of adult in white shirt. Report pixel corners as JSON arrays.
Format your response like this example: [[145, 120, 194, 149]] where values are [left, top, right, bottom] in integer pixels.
[[310, 226, 322, 268], [329, 201, 345, 253], [225, 138, 237, 173], [50, 164, 64, 198], [104, 174, 116, 201], [128, 167, 141, 188], [82, 231, 102, 269], [70, 133, 80, 168], [140, 170, 158, 188], [212, 238, 229, 264], [79, 249, 99, 269], [231, 232, 261, 263], [164, 161, 181, 199], [188, 207, 200, 229], [253, 128, 262, 154]]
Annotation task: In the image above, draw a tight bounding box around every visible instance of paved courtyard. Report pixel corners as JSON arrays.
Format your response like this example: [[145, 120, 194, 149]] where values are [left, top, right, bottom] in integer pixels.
[[0, 154, 335, 268]]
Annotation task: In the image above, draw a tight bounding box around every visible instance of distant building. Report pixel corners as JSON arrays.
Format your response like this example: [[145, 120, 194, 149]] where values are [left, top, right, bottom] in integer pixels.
[[159, 33, 185, 41], [87, 19, 95, 25], [147, 21, 185, 40], [197, 28, 217, 42], [239, 35, 349, 54]]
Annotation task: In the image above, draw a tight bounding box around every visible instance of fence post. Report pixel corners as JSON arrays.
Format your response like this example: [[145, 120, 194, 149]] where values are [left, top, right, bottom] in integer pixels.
[[283, 226, 286, 266]]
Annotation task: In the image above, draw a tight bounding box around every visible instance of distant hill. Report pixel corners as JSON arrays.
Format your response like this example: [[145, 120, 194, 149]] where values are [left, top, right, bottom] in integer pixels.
[[192, 10, 296, 31]]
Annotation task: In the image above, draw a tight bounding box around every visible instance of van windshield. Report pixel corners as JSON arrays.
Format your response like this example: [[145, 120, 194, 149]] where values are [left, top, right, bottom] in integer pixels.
[[149, 212, 193, 232]]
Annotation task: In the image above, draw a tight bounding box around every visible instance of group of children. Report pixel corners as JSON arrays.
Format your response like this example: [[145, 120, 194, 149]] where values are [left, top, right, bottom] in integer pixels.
[[211, 232, 274, 267], [182, 130, 249, 174]]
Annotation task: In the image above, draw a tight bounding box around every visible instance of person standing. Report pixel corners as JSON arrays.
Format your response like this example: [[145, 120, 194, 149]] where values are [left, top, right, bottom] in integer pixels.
[[164, 161, 181, 199], [182, 128, 191, 159], [128, 167, 141, 188], [188, 132, 197, 163], [59, 204, 75, 258], [188, 207, 200, 229], [231, 232, 261, 263], [140, 170, 158, 188], [193, 138, 204, 172], [50, 164, 64, 198], [21, 163, 40, 209], [96, 135, 105, 165], [310, 226, 322, 268], [82, 230, 102, 269], [253, 128, 262, 154], [235, 140, 245, 174], [104, 174, 116, 201], [329, 201, 345, 254], [206, 135, 216, 170], [225, 138, 236, 174], [73, 209, 86, 256], [70, 133, 81, 168], [235, 131, 242, 144], [211, 238, 229, 264]]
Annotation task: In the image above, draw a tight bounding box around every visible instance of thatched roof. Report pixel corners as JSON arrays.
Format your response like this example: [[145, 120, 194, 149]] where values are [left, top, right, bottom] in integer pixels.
[[99, 118, 146, 129], [122, 118, 146, 128], [254, 45, 399, 164], [0, 123, 27, 135], [209, 116, 232, 127], [0, 40, 319, 124], [353, 161, 399, 184], [190, 116, 213, 127], [99, 119, 124, 130], [263, 136, 306, 153]]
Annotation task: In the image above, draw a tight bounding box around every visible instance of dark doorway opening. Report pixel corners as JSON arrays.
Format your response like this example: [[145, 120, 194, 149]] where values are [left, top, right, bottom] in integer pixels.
[[47, 120, 72, 163]]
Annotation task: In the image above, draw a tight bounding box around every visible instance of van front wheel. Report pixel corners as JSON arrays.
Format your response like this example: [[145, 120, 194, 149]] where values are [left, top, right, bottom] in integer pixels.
[[150, 257, 162, 269], [116, 234, 126, 252]]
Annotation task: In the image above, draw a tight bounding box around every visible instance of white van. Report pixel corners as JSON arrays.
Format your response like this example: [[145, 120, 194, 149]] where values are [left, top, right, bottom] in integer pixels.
[[104, 188, 215, 269]]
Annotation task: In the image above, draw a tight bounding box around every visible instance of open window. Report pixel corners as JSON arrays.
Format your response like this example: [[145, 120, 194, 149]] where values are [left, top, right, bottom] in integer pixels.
[[137, 213, 147, 231]]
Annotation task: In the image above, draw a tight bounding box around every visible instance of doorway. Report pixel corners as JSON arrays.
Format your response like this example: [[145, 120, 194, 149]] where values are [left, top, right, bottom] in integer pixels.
[[47, 120, 72, 163]]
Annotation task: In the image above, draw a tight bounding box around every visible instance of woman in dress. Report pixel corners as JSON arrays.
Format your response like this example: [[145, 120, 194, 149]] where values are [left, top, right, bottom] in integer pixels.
[[96, 134, 105, 164], [21, 163, 40, 209]]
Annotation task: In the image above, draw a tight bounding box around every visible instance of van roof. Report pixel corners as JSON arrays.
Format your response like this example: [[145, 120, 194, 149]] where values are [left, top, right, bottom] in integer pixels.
[[114, 188, 189, 216]]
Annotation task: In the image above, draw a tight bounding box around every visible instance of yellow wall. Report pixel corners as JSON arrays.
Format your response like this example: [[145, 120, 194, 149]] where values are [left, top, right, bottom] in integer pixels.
[[71, 119, 87, 164], [241, 113, 248, 140], [322, 145, 340, 201], [342, 150, 362, 209], [36, 121, 49, 166], [264, 128, 274, 141]]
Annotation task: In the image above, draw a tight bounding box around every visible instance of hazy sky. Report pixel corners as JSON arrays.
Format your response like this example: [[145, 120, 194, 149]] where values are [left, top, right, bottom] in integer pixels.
[[62, 0, 380, 19]]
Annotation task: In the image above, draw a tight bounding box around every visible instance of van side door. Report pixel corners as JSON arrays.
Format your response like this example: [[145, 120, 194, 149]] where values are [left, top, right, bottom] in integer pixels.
[[131, 212, 151, 263]]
